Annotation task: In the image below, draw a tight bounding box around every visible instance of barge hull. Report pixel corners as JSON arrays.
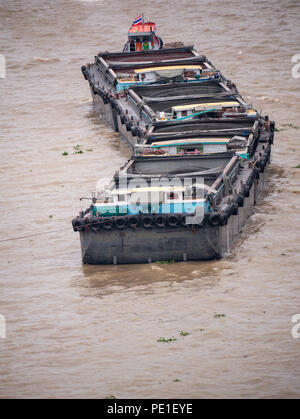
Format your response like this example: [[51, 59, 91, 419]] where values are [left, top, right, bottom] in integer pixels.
[[80, 225, 220, 264], [90, 88, 119, 132]]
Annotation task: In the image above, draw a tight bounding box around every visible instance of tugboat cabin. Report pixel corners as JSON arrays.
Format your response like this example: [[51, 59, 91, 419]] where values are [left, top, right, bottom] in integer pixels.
[[124, 22, 163, 52]]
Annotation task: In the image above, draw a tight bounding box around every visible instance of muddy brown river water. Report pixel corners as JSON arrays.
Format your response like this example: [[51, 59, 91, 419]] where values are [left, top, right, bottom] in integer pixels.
[[0, 0, 300, 398]]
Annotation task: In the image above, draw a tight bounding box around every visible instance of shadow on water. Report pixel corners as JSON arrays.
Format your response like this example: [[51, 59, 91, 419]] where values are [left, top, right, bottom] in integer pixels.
[[84, 106, 131, 154]]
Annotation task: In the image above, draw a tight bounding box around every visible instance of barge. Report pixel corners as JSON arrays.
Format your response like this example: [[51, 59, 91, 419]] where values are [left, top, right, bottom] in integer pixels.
[[73, 18, 275, 264]]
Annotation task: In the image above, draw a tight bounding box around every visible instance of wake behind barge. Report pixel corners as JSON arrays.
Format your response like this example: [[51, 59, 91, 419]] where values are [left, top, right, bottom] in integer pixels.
[[72, 19, 275, 264]]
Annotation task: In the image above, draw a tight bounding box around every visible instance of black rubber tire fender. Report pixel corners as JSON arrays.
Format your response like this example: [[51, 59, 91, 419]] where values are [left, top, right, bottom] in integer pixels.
[[142, 216, 153, 229], [72, 218, 81, 232], [115, 217, 127, 230], [220, 212, 229, 226], [81, 66, 88, 80], [208, 212, 221, 226], [235, 193, 244, 207], [103, 218, 114, 229], [260, 159, 266, 172], [131, 126, 139, 137], [102, 94, 109, 105], [84, 217, 91, 226], [178, 214, 186, 226], [242, 185, 250, 198], [167, 215, 179, 227], [128, 215, 140, 228], [156, 215, 166, 228], [231, 203, 238, 216]]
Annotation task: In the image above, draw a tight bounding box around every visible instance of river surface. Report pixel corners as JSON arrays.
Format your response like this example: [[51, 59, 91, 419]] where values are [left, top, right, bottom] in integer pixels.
[[0, 0, 300, 399]]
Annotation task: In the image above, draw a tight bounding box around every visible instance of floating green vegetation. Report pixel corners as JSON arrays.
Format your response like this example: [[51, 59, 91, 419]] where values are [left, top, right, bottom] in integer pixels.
[[275, 123, 299, 132], [214, 313, 226, 318], [105, 395, 116, 399], [155, 260, 175, 264], [157, 337, 177, 343], [173, 379, 181, 382], [294, 164, 300, 169], [179, 330, 190, 336], [62, 144, 87, 155], [49, 215, 53, 219], [281, 123, 299, 129], [73, 144, 84, 154]]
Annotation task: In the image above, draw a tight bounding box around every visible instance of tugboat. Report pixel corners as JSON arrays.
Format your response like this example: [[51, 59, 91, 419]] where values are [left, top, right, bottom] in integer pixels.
[[123, 16, 163, 52]]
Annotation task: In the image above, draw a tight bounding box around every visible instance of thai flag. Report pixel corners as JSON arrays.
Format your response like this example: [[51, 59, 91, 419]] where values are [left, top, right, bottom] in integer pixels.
[[132, 16, 143, 26]]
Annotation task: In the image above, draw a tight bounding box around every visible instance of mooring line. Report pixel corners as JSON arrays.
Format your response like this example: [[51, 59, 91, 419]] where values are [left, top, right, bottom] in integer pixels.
[[0, 227, 72, 243]]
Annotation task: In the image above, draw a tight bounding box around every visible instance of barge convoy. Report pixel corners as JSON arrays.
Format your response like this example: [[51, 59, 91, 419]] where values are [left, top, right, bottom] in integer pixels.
[[72, 18, 275, 264]]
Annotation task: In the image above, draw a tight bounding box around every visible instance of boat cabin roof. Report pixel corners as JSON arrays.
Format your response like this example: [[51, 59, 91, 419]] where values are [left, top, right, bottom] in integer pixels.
[[149, 118, 258, 135], [134, 65, 203, 73], [172, 101, 240, 112], [132, 80, 225, 97], [151, 138, 231, 148], [99, 47, 196, 65], [128, 23, 156, 35], [111, 185, 185, 195]]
